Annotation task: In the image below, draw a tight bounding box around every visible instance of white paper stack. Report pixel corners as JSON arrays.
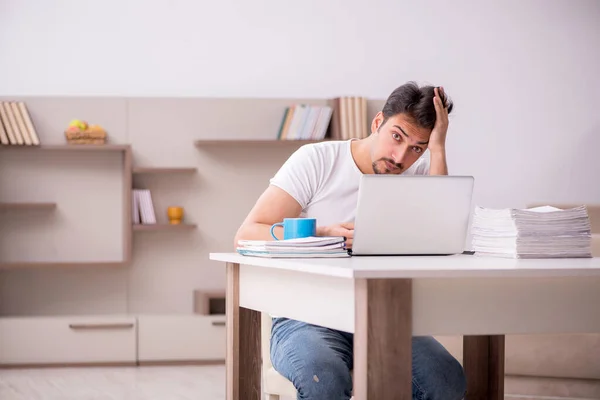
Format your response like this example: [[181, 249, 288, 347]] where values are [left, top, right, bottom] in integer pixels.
[[471, 205, 592, 258], [237, 236, 349, 258]]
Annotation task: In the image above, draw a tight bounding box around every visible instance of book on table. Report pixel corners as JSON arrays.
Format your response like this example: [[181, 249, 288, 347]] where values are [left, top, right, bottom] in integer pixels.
[[471, 205, 592, 258], [236, 236, 350, 258]]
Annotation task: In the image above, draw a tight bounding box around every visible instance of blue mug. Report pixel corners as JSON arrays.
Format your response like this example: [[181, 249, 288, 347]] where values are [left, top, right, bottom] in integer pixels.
[[270, 218, 317, 240]]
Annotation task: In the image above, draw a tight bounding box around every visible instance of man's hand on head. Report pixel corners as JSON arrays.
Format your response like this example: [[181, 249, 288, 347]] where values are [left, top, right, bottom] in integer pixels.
[[428, 86, 450, 154], [317, 222, 354, 249]]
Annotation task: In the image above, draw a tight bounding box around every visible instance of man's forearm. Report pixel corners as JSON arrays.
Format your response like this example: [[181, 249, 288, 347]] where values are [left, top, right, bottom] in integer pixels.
[[429, 149, 448, 176], [233, 222, 283, 248]]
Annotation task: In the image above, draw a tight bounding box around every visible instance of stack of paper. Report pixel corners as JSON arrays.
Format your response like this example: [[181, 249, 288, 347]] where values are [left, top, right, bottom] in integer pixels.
[[237, 236, 349, 258], [471, 205, 593, 258]]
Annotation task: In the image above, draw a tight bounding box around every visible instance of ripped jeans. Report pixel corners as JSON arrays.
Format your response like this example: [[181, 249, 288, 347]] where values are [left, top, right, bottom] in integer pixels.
[[270, 318, 466, 400]]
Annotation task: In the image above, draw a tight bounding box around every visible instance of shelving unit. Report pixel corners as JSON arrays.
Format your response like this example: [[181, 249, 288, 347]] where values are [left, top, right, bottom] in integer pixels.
[[0, 138, 209, 367], [0, 202, 57, 210], [132, 164, 197, 229], [1, 96, 357, 367], [0, 144, 133, 268]]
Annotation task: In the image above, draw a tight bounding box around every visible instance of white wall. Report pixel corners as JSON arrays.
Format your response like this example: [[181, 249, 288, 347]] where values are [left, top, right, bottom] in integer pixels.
[[2, 0, 599, 209]]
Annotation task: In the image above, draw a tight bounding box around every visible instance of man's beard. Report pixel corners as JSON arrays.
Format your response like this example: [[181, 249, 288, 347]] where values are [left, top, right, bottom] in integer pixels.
[[372, 158, 403, 174]]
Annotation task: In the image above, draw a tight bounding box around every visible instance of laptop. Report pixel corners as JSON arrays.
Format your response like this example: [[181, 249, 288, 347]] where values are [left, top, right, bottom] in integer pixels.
[[350, 175, 475, 256]]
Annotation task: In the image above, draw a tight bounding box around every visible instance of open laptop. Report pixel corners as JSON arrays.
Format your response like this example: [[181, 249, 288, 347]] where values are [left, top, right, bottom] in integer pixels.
[[350, 175, 475, 256]]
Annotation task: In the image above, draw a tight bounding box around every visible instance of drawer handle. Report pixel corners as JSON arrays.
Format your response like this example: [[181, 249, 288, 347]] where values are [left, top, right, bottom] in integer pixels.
[[69, 323, 134, 330], [212, 321, 226, 327]]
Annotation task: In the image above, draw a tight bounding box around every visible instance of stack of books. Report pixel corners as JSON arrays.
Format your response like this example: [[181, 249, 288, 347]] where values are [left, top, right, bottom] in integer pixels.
[[471, 205, 593, 258], [237, 236, 349, 258], [276, 105, 333, 141], [0, 101, 41, 146], [328, 96, 369, 140], [132, 189, 156, 225]]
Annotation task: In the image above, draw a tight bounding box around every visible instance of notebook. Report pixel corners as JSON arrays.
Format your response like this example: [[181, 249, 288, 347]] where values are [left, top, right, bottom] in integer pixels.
[[236, 236, 350, 258]]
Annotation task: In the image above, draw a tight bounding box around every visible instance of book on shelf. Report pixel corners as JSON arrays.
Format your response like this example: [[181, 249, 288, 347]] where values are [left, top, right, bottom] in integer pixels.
[[237, 236, 350, 258], [132, 189, 157, 225], [276, 104, 333, 141], [328, 96, 369, 140], [471, 205, 593, 258], [0, 101, 40, 146], [275, 97, 369, 142]]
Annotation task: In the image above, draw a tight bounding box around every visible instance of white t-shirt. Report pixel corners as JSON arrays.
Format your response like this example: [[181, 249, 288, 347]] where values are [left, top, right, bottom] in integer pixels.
[[269, 139, 430, 226]]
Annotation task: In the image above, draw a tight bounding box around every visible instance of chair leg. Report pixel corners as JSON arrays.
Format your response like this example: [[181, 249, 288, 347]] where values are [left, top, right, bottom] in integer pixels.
[[265, 395, 280, 400]]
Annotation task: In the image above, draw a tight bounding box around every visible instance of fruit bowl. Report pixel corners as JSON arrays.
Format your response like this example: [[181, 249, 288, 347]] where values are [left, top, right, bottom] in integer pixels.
[[64, 120, 107, 144]]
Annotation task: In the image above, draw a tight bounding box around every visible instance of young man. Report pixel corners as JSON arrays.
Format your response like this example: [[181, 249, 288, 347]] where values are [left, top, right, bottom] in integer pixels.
[[234, 82, 467, 400]]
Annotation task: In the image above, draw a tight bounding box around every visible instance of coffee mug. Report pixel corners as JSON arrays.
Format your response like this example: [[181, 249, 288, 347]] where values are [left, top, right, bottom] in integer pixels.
[[270, 218, 316, 240]]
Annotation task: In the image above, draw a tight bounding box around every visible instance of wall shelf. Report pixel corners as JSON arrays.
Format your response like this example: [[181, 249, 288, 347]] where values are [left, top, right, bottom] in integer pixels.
[[0, 202, 57, 210], [0, 144, 131, 152], [0, 261, 125, 269], [194, 139, 327, 147], [133, 167, 197, 174], [133, 224, 197, 231]]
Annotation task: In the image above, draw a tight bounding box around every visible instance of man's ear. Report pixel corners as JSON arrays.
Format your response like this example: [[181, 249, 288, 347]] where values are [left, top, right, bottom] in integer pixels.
[[371, 111, 384, 135]]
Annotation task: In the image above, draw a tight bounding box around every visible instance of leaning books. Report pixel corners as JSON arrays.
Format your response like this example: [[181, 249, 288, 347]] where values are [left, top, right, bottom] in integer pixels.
[[471, 205, 592, 258], [237, 236, 350, 258]]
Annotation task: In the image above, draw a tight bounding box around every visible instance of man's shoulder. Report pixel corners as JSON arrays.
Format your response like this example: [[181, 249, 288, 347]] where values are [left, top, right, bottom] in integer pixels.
[[298, 139, 349, 158], [279, 140, 351, 175]]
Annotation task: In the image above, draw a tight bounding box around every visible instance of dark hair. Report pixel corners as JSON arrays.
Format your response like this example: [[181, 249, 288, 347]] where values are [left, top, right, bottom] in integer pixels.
[[381, 81, 453, 130]]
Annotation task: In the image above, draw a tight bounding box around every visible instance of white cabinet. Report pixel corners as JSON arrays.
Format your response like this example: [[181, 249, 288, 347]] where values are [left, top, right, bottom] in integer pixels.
[[0, 315, 137, 366], [0, 314, 226, 366], [137, 314, 226, 362]]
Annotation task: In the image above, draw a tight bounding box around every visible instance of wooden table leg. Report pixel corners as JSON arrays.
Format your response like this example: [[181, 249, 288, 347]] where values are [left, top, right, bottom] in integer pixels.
[[354, 278, 412, 400], [463, 335, 505, 400], [226, 262, 261, 400]]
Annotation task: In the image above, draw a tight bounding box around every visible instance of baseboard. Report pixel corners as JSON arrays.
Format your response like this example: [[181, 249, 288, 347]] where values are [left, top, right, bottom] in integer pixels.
[[137, 359, 225, 366], [0, 361, 136, 369]]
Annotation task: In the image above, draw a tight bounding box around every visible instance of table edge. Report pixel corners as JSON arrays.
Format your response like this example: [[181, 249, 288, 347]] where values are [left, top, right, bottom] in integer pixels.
[[209, 253, 600, 279]]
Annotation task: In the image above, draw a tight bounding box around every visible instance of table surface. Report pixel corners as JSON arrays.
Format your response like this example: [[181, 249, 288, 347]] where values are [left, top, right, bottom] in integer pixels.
[[209, 252, 600, 279]]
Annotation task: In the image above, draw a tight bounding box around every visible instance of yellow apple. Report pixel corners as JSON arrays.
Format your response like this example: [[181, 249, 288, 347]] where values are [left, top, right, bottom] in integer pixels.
[[68, 119, 88, 130]]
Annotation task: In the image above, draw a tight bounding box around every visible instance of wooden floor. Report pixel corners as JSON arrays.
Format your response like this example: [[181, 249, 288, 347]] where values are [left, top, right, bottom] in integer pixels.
[[0, 365, 230, 400], [0, 365, 570, 400]]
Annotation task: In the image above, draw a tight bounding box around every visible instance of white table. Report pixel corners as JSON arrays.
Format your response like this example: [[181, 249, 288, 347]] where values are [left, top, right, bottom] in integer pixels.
[[209, 252, 600, 400]]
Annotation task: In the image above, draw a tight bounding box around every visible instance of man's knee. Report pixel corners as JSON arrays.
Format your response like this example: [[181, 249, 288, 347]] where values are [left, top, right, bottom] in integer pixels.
[[292, 356, 352, 399], [412, 336, 467, 400], [270, 319, 353, 399], [272, 346, 352, 399], [432, 357, 466, 400]]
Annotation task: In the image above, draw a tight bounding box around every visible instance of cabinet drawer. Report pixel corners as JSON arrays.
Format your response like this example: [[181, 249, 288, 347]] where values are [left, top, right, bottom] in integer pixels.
[[137, 315, 226, 362], [0, 316, 137, 365]]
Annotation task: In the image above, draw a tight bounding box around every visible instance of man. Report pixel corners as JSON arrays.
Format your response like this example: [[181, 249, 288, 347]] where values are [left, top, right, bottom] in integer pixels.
[[234, 82, 467, 400]]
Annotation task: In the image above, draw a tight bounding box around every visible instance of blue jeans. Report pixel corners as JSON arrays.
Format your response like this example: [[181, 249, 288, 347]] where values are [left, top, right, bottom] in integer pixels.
[[270, 318, 466, 400]]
